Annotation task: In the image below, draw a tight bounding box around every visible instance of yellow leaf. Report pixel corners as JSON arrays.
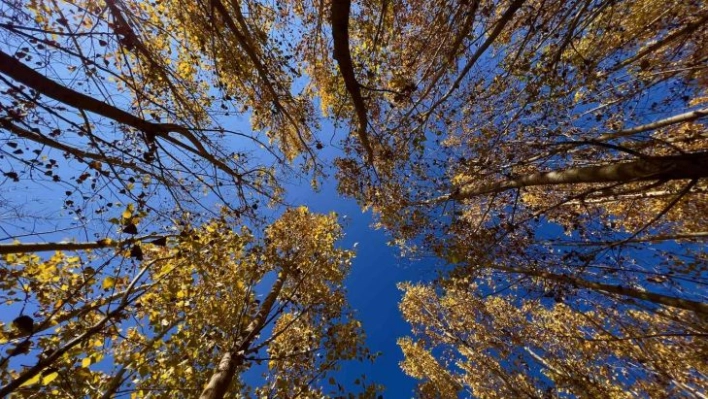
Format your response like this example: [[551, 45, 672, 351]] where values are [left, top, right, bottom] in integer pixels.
[[689, 96, 708, 106], [102, 276, 116, 290], [81, 357, 92, 368], [42, 371, 59, 385], [19, 373, 41, 388]]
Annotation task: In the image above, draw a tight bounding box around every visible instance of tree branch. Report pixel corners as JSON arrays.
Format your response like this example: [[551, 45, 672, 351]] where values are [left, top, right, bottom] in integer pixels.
[[490, 264, 708, 315], [198, 271, 287, 399], [450, 152, 708, 200], [0, 49, 181, 137], [598, 107, 708, 141], [0, 236, 166, 255], [330, 0, 375, 163]]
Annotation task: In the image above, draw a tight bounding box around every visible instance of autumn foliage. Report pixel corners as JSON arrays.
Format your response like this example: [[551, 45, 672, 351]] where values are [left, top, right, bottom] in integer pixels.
[[1, 0, 707, 397]]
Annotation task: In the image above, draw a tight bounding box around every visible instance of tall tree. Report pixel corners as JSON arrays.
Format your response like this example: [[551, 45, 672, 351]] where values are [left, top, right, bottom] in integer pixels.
[[285, 0, 708, 392], [3, 0, 707, 395], [0, 0, 324, 246], [398, 281, 707, 398], [0, 208, 378, 398], [309, 0, 708, 251]]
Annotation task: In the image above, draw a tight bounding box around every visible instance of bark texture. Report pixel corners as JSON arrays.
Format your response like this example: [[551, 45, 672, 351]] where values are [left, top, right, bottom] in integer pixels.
[[453, 152, 708, 200]]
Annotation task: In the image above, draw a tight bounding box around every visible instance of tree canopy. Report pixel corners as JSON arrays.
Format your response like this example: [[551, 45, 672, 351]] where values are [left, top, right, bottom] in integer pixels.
[[1, 208, 378, 398], [1, 0, 706, 397]]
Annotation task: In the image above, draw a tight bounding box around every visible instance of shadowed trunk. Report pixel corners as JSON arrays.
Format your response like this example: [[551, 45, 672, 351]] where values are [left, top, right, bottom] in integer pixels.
[[0, 49, 178, 135], [331, 0, 375, 163]]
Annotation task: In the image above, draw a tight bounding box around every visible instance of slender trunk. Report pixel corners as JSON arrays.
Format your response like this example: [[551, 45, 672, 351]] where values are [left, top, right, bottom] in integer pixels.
[[609, 13, 708, 73], [524, 347, 633, 398], [103, 0, 192, 113], [564, 187, 708, 205], [523, 347, 564, 377], [210, 0, 278, 103], [210, 0, 308, 152], [553, 231, 708, 246], [330, 0, 374, 163], [503, 107, 708, 170], [422, 0, 525, 116], [198, 272, 287, 399], [453, 152, 708, 200], [100, 366, 127, 399], [674, 381, 708, 399], [490, 264, 708, 315], [0, 49, 177, 135]]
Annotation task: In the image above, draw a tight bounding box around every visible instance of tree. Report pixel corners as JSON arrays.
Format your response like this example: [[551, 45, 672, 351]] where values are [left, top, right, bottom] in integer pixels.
[[315, 0, 708, 252], [3, 0, 708, 396], [1, 2, 387, 397], [0, 207, 378, 398], [0, 0, 324, 246], [286, 0, 708, 393], [398, 281, 707, 398]]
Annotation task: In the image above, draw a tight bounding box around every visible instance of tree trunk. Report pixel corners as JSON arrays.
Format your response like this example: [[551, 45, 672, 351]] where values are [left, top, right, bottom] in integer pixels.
[[198, 272, 287, 399], [453, 152, 708, 199], [490, 264, 708, 315], [331, 0, 374, 163], [0, 49, 175, 135], [598, 107, 708, 141]]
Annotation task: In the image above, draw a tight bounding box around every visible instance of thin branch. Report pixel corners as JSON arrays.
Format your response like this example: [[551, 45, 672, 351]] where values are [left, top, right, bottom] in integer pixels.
[[610, 179, 697, 247], [598, 107, 708, 141]]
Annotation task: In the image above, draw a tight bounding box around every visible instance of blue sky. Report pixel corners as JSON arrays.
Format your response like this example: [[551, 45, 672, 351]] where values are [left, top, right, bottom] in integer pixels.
[[286, 162, 424, 397]]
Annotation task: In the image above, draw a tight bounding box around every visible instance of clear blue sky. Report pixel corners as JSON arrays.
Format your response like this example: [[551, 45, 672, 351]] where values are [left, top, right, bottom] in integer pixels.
[[285, 160, 426, 397]]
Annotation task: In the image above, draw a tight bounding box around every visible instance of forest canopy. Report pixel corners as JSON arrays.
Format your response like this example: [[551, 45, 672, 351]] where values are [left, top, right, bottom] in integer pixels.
[[1, 0, 706, 398]]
